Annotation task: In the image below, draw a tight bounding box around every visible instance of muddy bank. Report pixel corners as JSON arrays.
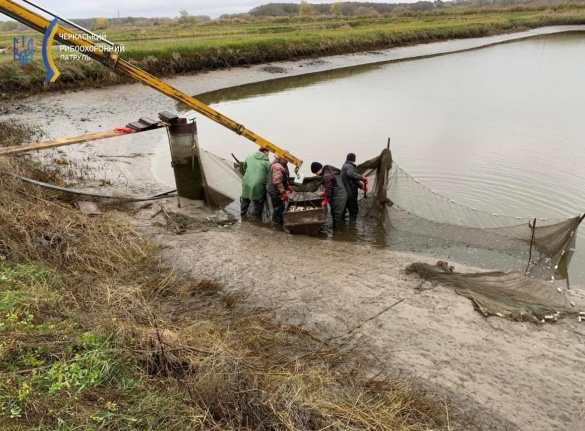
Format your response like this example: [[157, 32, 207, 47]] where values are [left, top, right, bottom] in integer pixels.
[[136, 198, 585, 431], [3, 26, 585, 430]]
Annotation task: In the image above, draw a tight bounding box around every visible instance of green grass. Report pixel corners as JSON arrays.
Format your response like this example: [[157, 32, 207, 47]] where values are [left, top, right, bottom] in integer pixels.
[[0, 240, 200, 430]]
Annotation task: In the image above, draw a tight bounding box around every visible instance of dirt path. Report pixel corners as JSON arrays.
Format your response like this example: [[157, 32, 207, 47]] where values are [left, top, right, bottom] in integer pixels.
[[138, 199, 585, 431]]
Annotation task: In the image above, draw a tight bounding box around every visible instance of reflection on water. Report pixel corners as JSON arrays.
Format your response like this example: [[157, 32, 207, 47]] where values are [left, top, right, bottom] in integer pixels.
[[170, 32, 585, 283], [190, 63, 395, 106]]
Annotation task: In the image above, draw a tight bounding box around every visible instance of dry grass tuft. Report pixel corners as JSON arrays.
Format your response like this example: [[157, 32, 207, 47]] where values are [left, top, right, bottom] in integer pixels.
[[136, 299, 459, 430]]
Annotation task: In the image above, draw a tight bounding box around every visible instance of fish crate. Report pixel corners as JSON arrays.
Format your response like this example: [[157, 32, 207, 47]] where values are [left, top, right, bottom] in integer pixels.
[[284, 198, 326, 235]]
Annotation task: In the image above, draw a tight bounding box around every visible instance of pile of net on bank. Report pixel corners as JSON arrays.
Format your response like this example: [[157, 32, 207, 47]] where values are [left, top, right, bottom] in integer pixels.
[[405, 261, 584, 324]]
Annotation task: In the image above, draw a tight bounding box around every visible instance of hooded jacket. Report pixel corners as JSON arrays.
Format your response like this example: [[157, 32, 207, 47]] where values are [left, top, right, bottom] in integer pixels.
[[341, 160, 364, 198], [241, 150, 269, 200], [267, 157, 290, 195], [320, 165, 342, 200]]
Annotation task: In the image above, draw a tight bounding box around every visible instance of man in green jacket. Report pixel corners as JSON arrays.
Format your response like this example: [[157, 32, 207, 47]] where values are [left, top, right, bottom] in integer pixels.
[[241, 147, 270, 220]]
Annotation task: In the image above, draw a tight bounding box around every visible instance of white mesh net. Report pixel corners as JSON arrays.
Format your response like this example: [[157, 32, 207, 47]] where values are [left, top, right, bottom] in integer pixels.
[[358, 151, 583, 281]]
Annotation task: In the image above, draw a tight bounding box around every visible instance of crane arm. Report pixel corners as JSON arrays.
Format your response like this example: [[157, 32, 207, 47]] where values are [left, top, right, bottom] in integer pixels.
[[0, 0, 303, 173]]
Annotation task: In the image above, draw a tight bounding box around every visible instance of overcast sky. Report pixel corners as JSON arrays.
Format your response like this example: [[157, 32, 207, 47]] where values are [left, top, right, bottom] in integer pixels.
[[7, 1, 415, 20]]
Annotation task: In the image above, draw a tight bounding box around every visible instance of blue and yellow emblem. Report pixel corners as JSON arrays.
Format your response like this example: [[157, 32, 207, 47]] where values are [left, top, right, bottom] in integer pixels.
[[41, 17, 60, 83]]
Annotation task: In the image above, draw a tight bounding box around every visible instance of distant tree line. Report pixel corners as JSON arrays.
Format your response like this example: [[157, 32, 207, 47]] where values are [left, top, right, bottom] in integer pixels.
[[239, 0, 582, 17], [0, 21, 20, 31], [0, 16, 177, 33], [1, 0, 582, 32], [246, 2, 433, 17], [71, 16, 178, 30]]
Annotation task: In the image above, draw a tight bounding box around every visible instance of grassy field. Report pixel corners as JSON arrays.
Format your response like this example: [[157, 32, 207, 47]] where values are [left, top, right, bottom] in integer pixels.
[[1, 3, 585, 93], [0, 120, 468, 430]]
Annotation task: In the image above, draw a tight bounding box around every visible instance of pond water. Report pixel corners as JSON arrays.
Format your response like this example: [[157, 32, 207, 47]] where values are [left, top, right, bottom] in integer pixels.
[[156, 31, 585, 283]]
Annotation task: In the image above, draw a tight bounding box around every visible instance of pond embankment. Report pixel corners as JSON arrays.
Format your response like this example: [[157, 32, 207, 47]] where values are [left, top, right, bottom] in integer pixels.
[[2, 6, 585, 96]]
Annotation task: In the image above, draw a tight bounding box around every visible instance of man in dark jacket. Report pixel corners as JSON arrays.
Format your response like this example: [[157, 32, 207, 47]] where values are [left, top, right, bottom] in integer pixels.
[[266, 155, 292, 225], [310, 162, 348, 229], [341, 153, 368, 223]]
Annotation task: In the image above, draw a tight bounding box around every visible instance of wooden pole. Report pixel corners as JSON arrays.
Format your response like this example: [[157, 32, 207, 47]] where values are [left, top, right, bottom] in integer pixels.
[[0, 125, 163, 156], [525, 218, 537, 276]]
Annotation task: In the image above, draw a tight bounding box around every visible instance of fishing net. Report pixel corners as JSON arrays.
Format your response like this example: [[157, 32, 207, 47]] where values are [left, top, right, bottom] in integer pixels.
[[356, 150, 583, 282], [357, 148, 394, 223], [405, 261, 577, 323], [196, 146, 583, 322], [196, 146, 582, 282]]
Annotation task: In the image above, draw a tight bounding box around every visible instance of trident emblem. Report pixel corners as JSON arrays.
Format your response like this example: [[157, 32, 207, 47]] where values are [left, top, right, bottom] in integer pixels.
[[13, 35, 35, 67]]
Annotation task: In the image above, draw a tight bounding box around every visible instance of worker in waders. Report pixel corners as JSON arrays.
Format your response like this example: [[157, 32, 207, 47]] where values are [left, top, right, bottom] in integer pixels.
[[267, 155, 292, 226], [240, 147, 270, 220], [341, 153, 368, 223], [310, 162, 348, 229]]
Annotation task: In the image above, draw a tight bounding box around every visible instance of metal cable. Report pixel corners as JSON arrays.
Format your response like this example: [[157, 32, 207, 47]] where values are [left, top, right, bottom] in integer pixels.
[[0, 169, 176, 202]]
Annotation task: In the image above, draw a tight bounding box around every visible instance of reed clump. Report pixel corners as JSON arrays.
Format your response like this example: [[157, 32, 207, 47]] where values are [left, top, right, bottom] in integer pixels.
[[0, 120, 473, 429]]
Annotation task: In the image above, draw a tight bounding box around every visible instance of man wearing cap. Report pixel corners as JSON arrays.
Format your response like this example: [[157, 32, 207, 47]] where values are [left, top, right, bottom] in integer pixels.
[[310, 162, 348, 229], [341, 153, 368, 223], [240, 147, 270, 220], [267, 154, 293, 226]]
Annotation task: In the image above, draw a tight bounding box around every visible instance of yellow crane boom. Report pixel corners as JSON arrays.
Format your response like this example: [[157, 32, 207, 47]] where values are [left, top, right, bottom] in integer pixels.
[[0, 0, 303, 173]]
